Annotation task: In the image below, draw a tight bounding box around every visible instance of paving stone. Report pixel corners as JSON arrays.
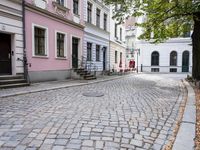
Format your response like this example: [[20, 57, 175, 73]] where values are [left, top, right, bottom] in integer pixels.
[[130, 139, 143, 147], [95, 141, 104, 149], [82, 140, 94, 146], [0, 74, 186, 149]]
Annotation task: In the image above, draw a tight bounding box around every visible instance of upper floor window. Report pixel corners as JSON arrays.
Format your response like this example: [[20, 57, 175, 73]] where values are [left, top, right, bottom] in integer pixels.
[[87, 2, 92, 23], [151, 51, 159, 66], [104, 13, 107, 31], [115, 24, 118, 39], [34, 26, 48, 56], [96, 8, 101, 27], [120, 28, 122, 41], [56, 0, 64, 6], [170, 51, 177, 66], [73, 0, 79, 15]]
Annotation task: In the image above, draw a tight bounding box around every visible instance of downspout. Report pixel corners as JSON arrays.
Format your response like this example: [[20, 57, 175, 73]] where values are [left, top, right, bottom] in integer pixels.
[[22, 0, 29, 83]]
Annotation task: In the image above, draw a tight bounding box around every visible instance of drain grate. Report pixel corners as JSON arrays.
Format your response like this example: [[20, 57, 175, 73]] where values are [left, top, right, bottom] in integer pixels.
[[82, 92, 104, 97]]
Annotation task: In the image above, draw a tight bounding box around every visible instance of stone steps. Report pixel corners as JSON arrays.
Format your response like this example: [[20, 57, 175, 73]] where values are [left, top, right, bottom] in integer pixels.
[[0, 75, 29, 89]]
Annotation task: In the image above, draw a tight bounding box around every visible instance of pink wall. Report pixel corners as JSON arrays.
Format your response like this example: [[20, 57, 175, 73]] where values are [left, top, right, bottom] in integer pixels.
[[25, 10, 84, 71], [25, 0, 85, 24]]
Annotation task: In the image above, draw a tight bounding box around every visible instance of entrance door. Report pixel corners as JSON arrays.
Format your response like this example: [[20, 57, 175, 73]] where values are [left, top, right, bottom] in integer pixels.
[[0, 33, 11, 75], [72, 38, 79, 68], [103, 47, 106, 71], [182, 51, 189, 72]]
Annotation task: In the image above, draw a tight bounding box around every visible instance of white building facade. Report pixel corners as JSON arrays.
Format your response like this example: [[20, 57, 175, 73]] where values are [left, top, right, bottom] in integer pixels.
[[135, 17, 192, 73], [0, 0, 24, 76], [83, 0, 110, 74], [109, 6, 126, 72]]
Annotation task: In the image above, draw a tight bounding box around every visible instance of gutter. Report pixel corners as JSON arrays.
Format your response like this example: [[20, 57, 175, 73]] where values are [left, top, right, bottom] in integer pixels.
[[22, 0, 29, 83]]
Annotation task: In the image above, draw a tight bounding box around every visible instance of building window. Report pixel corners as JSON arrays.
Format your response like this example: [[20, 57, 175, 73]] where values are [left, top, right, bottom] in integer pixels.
[[120, 28, 122, 41], [96, 45, 100, 61], [56, 32, 65, 58], [96, 8, 101, 27], [87, 2, 92, 23], [104, 14, 107, 31], [170, 68, 177, 72], [56, 0, 64, 6], [170, 51, 177, 66], [151, 51, 159, 66], [87, 42, 92, 61], [34, 26, 47, 56], [115, 24, 118, 39], [151, 68, 159, 72], [73, 0, 79, 15], [115, 51, 118, 63]]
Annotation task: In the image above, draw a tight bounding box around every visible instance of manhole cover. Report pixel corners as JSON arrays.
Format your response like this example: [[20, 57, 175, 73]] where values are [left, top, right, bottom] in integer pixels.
[[82, 92, 104, 97]]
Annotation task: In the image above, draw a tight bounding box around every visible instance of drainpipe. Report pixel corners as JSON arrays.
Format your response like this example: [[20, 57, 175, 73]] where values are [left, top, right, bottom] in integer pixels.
[[22, 0, 29, 83]]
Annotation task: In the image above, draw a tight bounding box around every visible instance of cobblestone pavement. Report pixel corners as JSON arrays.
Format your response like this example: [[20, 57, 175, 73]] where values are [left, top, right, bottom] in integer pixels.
[[0, 74, 186, 150]]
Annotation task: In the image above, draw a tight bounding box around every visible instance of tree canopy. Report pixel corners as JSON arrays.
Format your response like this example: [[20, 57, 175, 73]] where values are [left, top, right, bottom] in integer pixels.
[[104, 0, 200, 43], [104, 0, 200, 80]]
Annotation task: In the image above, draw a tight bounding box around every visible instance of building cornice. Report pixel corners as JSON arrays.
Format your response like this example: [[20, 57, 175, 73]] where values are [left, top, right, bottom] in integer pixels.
[[85, 22, 110, 34], [136, 38, 192, 44], [25, 3, 85, 30]]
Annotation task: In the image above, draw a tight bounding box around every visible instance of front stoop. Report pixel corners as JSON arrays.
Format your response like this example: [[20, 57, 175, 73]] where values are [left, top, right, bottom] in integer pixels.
[[0, 75, 29, 89], [72, 68, 96, 80]]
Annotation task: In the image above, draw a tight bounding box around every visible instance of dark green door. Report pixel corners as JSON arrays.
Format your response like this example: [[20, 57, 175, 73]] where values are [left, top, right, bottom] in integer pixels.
[[182, 51, 189, 72], [72, 38, 79, 68], [0, 33, 11, 75]]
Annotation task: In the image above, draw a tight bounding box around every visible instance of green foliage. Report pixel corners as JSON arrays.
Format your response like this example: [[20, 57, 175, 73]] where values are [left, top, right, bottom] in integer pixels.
[[104, 0, 200, 43]]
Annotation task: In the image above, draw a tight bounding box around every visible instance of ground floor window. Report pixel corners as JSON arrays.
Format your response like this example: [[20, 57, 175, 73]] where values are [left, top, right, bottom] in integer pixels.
[[151, 68, 159, 72], [115, 51, 118, 63], [151, 51, 159, 66], [96, 45, 100, 61], [170, 68, 177, 72], [87, 42, 92, 61], [34, 26, 47, 56], [56, 32, 66, 58]]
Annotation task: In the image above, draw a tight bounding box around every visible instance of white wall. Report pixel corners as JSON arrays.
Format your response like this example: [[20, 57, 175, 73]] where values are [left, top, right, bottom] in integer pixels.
[[109, 5, 126, 71], [135, 38, 192, 73], [83, 0, 110, 71], [0, 0, 24, 75]]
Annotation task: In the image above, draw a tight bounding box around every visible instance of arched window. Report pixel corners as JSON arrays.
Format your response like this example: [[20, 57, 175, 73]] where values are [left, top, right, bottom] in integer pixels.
[[151, 51, 159, 66], [170, 51, 177, 66]]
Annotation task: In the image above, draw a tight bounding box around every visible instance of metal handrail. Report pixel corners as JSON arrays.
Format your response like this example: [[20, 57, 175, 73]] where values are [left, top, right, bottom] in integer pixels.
[[72, 55, 98, 77]]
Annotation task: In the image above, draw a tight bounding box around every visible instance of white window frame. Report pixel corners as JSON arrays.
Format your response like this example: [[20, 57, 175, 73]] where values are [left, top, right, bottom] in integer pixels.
[[73, 0, 80, 16], [55, 30, 67, 59], [32, 24, 49, 58]]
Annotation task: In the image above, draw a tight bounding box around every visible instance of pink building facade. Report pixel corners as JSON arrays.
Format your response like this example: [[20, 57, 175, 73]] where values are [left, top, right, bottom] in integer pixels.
[[25, 0, 84, 82]]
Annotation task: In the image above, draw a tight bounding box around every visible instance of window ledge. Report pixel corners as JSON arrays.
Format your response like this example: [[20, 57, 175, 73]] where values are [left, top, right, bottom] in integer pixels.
[[52, 1, 70, 12], [33, 55, 49, 59], [74, 14, 80, 18], [56, 57, 67, 60]]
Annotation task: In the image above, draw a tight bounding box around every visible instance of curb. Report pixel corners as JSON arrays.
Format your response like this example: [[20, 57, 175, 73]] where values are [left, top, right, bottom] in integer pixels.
[[172, 80, 196, 150], [0, 74, 133, 98]]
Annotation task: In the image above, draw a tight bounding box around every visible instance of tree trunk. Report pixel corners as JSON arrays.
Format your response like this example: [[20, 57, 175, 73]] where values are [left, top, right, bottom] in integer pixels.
[[192, 12, 200, 80]]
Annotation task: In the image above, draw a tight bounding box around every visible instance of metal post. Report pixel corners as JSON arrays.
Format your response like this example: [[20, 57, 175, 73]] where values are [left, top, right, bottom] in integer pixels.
[[137, 51, 138, 73]]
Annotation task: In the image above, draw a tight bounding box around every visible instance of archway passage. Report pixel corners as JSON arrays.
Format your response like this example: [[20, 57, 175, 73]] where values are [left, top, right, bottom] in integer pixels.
[[182, 51, 189, 72]]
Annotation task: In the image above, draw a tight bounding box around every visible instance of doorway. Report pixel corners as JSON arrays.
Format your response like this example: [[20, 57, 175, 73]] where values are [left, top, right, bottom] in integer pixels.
[[103, 47, 106, 71], [72, 37, 79, 68], [0, 33, 11, 75], [182, 51, 189, 72]]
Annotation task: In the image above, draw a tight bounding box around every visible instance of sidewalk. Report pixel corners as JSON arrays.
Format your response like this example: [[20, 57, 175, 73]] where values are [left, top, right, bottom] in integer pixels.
[[172, 80, 196, 150], [0, 74, 133, 98]]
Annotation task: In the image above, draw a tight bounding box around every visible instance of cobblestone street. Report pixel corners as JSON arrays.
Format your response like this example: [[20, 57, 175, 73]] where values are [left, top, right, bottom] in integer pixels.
[[0, 74, 187, 150]]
